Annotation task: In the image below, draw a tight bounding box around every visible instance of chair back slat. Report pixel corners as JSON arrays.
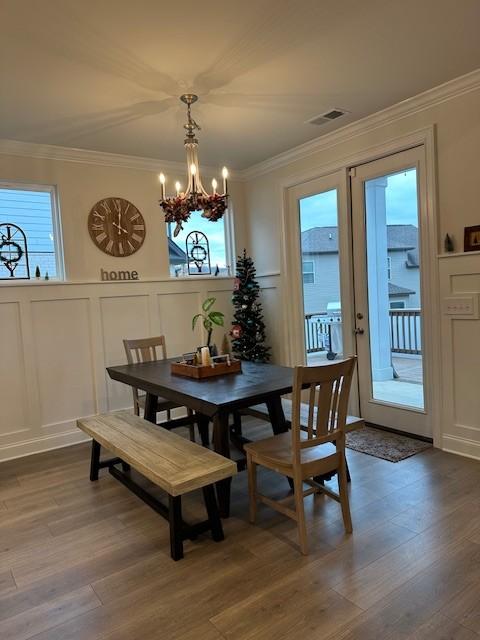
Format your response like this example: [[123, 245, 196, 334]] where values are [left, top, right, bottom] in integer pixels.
[[307, 385, 316, 438], [291, 357, 357, 459], [123, 336, 168, 414]]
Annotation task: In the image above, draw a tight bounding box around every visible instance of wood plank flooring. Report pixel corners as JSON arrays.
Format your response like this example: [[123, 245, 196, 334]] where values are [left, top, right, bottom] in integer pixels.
[[1, 416, 480, 640]]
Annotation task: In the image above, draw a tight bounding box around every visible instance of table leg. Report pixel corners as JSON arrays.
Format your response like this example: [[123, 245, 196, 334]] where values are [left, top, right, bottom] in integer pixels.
[[196, 413, 210, 447], [213, 411, 232, 518], [266, 396, 288, 435], [266, 397, 294, 489], [143, 393, 158, 424]]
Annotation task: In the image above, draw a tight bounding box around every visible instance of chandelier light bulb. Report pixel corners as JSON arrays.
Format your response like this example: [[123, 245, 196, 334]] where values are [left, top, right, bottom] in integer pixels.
[[175, 181, 181, 195], [211, 178, 218, 192], [190, 164, 197, 176]]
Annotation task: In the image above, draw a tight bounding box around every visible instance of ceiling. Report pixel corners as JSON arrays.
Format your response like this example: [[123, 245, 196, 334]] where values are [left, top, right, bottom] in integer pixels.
[[1, 0, 480, 170]]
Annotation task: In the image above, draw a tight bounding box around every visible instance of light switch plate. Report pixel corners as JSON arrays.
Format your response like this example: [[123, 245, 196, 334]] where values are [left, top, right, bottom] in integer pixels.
[[442, 295, 479, 317]]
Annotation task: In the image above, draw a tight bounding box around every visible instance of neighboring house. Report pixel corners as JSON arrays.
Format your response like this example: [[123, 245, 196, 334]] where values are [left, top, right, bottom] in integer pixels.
[[301, 224, 420, 314], [168, 238, 187, 266]]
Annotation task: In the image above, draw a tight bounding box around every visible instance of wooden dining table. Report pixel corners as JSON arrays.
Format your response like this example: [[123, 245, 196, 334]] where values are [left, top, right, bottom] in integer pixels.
[[107, 360, 296, 517]]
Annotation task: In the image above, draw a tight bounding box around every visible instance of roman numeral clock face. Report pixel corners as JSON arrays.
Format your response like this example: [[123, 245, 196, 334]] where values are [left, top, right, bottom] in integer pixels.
[[88, 198, 146, 257]]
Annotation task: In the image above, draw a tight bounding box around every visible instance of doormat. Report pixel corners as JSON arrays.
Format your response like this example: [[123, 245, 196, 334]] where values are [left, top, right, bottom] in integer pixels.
[[346, 426, 431, 462]]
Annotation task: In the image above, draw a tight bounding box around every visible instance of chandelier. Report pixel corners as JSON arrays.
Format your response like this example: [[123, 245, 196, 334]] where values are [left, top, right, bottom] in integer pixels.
[[159, 94, 229, 237]]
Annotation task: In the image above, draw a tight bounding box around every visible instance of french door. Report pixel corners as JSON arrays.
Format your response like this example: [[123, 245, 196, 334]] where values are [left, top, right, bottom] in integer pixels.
[[350, 147, 431, 437], [286, 172, 358, 411]]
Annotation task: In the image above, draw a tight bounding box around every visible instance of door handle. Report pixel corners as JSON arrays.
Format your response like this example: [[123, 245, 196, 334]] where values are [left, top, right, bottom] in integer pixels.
[[354, 327, 365, 335]]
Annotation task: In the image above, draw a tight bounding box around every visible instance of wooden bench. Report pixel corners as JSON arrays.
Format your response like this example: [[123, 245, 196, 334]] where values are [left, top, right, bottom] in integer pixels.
[[77, 410, 237, 560]]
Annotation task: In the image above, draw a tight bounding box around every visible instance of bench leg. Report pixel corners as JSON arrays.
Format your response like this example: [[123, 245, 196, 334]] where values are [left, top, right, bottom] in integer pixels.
[[168, 495, 184, 561], [202, 485, 224, 542], [90, 440, 101, 481]]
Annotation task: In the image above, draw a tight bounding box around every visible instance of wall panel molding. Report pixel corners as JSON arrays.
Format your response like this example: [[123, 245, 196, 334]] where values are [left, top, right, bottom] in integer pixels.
[[0, 276, 278, 461], [439, 253, 480, 460]]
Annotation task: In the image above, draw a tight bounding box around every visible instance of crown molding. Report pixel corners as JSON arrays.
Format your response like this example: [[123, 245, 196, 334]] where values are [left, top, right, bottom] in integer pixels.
[[240, 68, 480, 180], [0, 138, 233, 178]]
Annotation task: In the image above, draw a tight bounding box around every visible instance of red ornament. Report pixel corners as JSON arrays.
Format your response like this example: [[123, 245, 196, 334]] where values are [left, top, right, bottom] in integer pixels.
[[231, 324, 242, 339], [233, 277, 240, 291]]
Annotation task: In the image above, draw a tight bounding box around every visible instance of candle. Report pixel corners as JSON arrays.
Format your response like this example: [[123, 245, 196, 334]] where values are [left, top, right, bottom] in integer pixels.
[[175, 181, 181, 197], [201, 346, 210, 367], [222, 166, 228, 194], [159, 173, 166, 199], [211, 178, 217, 194]]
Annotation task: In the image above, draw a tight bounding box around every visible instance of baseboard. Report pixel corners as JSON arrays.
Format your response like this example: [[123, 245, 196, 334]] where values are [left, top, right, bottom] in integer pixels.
[[0, 429, 91, 463], [442, 434, 480, 461]]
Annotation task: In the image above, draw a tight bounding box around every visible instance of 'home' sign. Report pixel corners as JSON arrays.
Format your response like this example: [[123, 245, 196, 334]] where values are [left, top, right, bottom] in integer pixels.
[[100, 268, 139, 281]]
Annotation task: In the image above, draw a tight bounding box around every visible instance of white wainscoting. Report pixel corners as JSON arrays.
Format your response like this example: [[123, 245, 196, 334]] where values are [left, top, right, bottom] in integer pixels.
[[0, 275, 280, 461], [439, 253, 480, 460]]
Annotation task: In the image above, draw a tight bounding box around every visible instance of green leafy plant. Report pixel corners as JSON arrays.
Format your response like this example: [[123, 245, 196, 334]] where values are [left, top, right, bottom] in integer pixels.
[[192, 297, 225, 346]]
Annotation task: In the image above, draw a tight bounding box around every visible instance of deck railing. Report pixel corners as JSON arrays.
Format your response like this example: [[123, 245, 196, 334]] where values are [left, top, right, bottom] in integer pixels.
[[305, 309, 422, 355], [389, 309, 422, 355], [304, 313, 336, 353]]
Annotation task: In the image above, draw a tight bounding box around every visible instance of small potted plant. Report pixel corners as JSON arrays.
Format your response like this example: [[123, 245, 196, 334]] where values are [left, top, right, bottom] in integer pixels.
[[192, 297, 225, 349]]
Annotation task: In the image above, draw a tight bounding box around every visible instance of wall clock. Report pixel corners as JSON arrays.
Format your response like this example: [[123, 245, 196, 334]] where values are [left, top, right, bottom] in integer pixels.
[[88, 197, 146, 257]]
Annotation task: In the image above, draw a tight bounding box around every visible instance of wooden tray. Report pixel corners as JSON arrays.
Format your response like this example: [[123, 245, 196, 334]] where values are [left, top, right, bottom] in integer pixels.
[[171, 359, 242, 379]]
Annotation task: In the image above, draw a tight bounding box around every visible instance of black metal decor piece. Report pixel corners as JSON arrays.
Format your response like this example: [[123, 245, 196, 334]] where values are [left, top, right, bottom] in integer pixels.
[[0, 223, 30, 279], [186, 230, 211, 275]]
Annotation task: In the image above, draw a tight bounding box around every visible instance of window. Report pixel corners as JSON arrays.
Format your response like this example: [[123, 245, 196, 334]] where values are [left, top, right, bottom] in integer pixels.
[[0, 183, 63, 279], [387, 256, 392, 280], [390, 301, 405, 309], [166, 210, 232, 277], [302, 260, 315, 284]]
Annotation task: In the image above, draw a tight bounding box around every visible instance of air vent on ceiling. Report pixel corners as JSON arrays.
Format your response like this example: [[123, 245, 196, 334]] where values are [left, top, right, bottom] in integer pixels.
[[307, 108, 349, 126]]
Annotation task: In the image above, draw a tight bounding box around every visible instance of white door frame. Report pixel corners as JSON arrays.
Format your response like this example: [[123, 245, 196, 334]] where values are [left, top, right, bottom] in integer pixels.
[[279, 126, 441, 446]]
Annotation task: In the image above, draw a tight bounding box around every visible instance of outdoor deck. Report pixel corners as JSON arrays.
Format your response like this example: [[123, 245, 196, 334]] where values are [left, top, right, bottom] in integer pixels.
[[307, 352, 424, 410]]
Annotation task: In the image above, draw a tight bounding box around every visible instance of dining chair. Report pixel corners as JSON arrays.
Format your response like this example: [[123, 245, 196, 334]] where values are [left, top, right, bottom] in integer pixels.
[[245, 357, 356, 555], [123, 335, 195, 441]]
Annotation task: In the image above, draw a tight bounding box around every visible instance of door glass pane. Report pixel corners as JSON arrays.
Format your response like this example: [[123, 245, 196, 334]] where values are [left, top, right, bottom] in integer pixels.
[[299, 189, 343, 364], [364, 168, 424, 409]]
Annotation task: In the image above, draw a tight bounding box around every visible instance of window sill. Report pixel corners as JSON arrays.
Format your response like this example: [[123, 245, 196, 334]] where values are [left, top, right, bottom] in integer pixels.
[[0, 275, 235, 288]]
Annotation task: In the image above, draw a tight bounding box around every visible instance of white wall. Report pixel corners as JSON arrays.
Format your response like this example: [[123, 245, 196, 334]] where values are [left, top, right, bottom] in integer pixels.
[[242, 77, 480, 460], [0, 149, 247, 282]]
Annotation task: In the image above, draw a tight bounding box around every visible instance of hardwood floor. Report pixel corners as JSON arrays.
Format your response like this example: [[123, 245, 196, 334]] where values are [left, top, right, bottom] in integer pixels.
[[1, 416, 480, 639]]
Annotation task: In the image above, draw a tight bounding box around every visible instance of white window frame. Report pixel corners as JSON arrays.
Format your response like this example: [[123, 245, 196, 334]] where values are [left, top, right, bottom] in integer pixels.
[[302, 260, 315, 284], [0, 180, 65, 281]]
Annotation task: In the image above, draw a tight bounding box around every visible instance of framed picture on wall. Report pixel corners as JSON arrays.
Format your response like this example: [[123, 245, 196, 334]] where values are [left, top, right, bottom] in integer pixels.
[[464, 225, 480, 252]]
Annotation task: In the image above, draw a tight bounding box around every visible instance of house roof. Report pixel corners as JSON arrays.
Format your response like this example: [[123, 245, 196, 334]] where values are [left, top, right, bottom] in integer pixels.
[[168, 238, 187, 265], [301, 224, 418, 254], [388, 282, 415, 296]]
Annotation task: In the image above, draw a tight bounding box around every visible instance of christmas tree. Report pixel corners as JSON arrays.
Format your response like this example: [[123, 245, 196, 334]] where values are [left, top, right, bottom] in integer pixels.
[[231, 250, 270, 362]]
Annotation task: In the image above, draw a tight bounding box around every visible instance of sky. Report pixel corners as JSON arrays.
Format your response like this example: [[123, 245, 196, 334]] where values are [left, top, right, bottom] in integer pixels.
[[299, 168, 418, 231]]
